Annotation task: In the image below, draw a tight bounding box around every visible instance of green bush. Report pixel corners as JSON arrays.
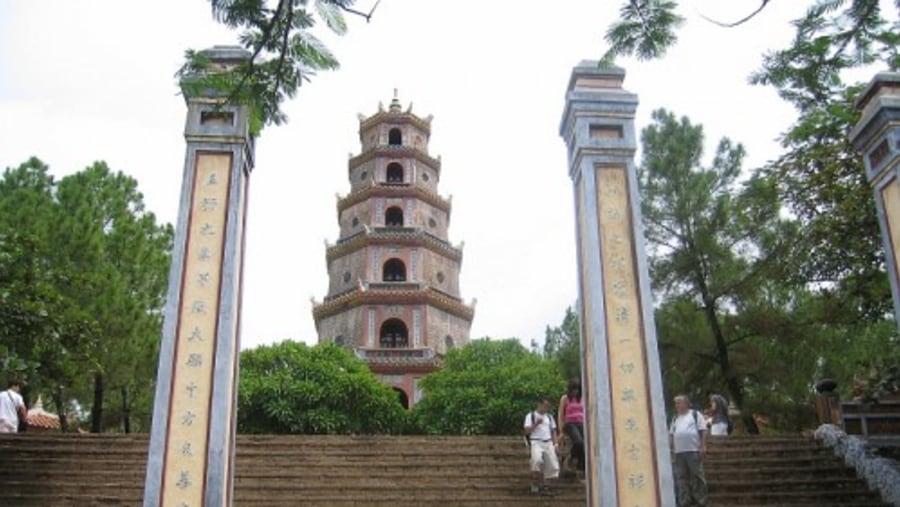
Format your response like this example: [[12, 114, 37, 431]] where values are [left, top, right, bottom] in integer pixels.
[[237, 341, 408, 434]]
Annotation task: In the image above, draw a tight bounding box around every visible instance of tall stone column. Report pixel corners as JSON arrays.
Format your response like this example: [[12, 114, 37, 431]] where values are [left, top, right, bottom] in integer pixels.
[[559, 61, 675, 507], [144, 46, 255, 507], [850, 73, 900, 324]]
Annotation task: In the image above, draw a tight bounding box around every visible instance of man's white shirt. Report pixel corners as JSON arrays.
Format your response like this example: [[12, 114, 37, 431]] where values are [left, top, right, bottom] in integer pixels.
[[524, 412, 556, 441], [670, 410, 705, 453], [0, 389, 24, 426]]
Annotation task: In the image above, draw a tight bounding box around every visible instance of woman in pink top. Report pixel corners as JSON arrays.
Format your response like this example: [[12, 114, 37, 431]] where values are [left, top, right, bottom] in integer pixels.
[[558, 378, 585, 472]]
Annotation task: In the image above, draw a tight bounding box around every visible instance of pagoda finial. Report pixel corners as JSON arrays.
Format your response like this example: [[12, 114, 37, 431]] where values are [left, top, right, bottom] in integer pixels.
[[389, 88, 402, 112]]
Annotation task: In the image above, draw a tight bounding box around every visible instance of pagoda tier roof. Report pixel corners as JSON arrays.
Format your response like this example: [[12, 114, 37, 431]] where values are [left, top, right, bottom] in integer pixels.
[[349, 145, 441, 175], [312, 286, 475, 322], [359, 110, 432, 135], [327, 228, 462, 263], [355, 347, 442, 371], [338, 184, 451, 214]]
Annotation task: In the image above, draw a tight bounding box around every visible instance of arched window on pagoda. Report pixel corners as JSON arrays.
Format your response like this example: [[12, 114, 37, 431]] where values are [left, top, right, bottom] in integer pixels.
[[388, 128, 402, 146], [382, 258, 407, 282], [386, 162, 404, 183], [385, 206, 404, 228], [394, 387, 410, 409], [380, 319, 408, 348]]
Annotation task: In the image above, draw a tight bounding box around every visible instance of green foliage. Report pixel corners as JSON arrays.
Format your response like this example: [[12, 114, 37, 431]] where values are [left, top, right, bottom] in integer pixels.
[[237, 341, 408, 434], [604, 0, 684, 61], [543, 306, 581, 381], [759, 86, 890, 321], [604, 0, 899, 85], [181, 0, 360, 133], [413, 338, 565, 435], [639, 109, 798, 432], [0, 158, 172, 432], [751, 0, 900, 110]]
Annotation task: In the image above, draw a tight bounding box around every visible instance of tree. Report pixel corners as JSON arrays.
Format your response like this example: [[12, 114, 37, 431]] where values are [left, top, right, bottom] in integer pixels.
[[182, 0, 379, 133], [543, 306, 581, 382], [413, 338, 565, 435], [50, 162, 173, 433], [638, 109, 797, 432], [604, 0, 900, 85], [237, 340, 408, 434], [758, 86, 891, 322], [0, 158, 172, 433], [0, 159, 97, 430]]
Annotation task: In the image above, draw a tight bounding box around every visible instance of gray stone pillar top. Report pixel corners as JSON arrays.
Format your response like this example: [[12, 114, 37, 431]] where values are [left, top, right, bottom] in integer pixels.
[[180, 45, 253, 101], [566, 61, 625, 89], [560, 61, 637, 135], [850, 71, 900, 151], [854, 72, 900, 110]]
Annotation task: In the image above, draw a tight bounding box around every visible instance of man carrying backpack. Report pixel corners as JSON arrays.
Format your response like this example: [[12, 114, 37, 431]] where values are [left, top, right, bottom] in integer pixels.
[[523, 397, 559, 496], [0, 379, 27, 433], [669, 395, 708, 507]]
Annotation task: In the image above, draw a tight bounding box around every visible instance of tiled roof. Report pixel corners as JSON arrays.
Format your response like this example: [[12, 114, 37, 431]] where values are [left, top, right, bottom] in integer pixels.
[[26, 397, 60, 430], [337, 182, 451, 214], [326, 228, 463, 262], [358, 110, 432, 134], [313, 286, 475, 322], [348, 145, 441, 174]]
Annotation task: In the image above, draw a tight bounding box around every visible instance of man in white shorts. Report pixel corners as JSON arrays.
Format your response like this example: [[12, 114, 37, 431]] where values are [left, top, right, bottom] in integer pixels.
[[523, 397, 559, 496]]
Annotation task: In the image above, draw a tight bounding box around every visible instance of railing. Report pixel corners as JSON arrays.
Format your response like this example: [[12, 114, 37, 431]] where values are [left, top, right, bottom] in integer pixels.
[[355, 348, 435, 361], [367, 282, 422, 291], [841, 400, 900, 437]]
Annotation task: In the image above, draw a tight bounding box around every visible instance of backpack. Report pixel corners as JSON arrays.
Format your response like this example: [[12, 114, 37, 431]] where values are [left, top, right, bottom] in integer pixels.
[[523, 411, 555, 448], [671, 409, 703, 434]]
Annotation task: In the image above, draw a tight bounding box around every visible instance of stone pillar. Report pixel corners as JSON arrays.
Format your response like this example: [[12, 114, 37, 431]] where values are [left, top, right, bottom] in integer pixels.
[[144, 46, 255, 507], [559, 61, 676, 507], [850, 73, 900, 325]]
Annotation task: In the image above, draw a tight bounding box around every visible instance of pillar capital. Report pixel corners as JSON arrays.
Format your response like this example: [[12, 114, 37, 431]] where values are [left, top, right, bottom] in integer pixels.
[[850, 72, 900, 184], [560, 63, 675, 507], [559, 61, 639, 181], [851, 72, 900, 331]]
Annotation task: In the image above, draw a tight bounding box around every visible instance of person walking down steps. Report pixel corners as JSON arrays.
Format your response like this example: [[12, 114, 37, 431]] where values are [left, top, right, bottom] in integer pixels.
[[558, 378, 585, 476], [524, 397, 560, 496]]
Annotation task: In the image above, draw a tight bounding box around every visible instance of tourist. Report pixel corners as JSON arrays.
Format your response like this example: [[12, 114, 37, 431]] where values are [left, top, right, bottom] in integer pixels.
[[707, 392, 731, 436], [0, 379, 27, 433], [670, 395, 708, 507], [558, 378, 585, 475], [524, 397, 559, 496]]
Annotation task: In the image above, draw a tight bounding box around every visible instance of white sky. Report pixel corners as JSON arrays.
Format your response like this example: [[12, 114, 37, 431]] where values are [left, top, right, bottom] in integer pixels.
[[0, 0, 813, 350]]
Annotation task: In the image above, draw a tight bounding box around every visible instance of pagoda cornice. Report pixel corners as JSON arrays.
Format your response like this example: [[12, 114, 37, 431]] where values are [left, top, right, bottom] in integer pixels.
[[349, 145, 441, 174], [312, 286, 475, 322], [359, 111, 432, 135], [327, 228, 463, 262], [337, 184, 452, 214]]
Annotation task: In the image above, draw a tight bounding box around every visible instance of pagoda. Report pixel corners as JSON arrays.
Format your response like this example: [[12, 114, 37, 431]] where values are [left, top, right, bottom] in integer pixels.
[[313, 92, 475, 408]]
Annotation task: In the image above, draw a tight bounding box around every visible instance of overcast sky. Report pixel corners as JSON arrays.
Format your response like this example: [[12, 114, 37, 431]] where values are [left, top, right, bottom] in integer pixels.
[[1, 1, 814, 350]]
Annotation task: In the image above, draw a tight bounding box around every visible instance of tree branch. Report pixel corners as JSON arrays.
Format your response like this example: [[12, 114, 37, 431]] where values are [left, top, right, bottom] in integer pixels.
[[698, 0, 770, 28], [334, 0, 381, 22]]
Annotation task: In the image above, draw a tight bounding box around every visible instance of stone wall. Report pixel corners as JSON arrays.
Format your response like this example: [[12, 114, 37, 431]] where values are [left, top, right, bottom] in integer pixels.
[[426, 306, 472, 354]]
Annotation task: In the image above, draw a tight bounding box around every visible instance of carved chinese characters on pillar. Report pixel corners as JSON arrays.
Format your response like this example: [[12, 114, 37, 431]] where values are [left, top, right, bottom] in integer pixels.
[[597, 166, 658, 506], [162, 153, 232, 507], [880, 179, 900, 288]]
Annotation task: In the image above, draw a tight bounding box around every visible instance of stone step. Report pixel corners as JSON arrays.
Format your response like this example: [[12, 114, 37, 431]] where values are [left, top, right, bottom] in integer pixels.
[[1, 433, 890, 506], [4, 493, 586, 507], [708, 489, 888, 505]]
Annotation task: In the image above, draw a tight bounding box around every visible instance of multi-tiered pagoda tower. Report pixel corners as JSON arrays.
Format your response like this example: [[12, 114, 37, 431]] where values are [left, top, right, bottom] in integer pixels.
[[313, 93, 474, 408]]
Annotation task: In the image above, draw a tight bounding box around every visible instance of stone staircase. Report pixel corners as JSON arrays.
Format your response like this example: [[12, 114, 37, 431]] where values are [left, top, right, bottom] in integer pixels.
[[0, 433, 893, 506]]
